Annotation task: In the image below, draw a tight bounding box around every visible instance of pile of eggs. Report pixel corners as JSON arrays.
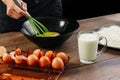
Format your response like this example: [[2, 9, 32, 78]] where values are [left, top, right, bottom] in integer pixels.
[[2, 48, 69, 70]]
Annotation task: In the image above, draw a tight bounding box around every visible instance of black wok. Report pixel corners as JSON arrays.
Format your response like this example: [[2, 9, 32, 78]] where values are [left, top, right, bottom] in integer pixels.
[[21, 17, 79, 48]]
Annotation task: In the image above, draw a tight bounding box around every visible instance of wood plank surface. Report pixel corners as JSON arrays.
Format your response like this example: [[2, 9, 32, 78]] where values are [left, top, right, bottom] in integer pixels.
[[0, 13, 120, 80]]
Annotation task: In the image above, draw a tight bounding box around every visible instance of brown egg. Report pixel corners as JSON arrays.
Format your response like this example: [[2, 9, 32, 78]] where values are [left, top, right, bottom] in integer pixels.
[[45, 50, 56, 61], [52, 57, 64, 70], [0, 46, 7, 57], [2, 53, 13, 63], [15, 48, 21, 55], [33, 49, 44, 58], [15, 55, 27, 65], [39, 56, 51, 68], [56, 52, 69, 63], [27, 54, 39, 66]]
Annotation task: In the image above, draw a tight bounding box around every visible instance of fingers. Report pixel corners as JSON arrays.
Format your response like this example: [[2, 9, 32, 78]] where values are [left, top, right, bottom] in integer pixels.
[[6, 0, 27, 19], [20, 1, 29, 17], [21, 1, 27, 11], [7, 8, 23, 19]]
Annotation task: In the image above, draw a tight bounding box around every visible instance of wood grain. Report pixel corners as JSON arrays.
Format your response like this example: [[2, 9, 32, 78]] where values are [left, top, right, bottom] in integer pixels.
[[0, 13, 120, 80]]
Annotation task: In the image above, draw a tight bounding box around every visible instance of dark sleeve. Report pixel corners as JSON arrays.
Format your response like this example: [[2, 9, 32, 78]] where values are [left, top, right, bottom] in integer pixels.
[[0, 1, 24, 33], [26, 0, 63, 17]]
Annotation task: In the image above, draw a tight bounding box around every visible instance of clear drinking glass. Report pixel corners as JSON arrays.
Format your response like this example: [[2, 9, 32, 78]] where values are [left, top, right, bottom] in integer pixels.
[[77, 31, 107, 64]]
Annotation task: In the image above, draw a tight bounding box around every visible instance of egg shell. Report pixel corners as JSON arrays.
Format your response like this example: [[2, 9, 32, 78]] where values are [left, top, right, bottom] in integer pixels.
[[39, 56, 51, 68], [52, 57, 64, 70], [27, 54, 39, 66], [56, 52, 69, 63]]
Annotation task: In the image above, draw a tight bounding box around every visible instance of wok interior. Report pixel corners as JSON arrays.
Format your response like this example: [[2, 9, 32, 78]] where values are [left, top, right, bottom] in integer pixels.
[[22, 17, 79, 36], [21, 17, 79, 48], [35, 17, 68, 33]]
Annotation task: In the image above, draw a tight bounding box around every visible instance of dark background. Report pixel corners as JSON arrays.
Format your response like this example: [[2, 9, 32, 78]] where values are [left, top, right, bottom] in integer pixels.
[[62, 0, 120, 20]]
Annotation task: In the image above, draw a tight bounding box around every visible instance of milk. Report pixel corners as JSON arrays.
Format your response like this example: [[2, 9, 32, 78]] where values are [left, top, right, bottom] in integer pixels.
[[78, 33, 99, 63]]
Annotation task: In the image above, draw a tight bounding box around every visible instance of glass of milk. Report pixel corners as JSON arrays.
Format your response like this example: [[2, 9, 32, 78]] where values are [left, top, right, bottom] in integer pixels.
[[78, 31, 107, 64]]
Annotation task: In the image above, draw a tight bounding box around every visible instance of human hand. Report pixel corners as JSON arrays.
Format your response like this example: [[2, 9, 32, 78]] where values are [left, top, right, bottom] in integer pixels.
[[2, 0, 28, 19]]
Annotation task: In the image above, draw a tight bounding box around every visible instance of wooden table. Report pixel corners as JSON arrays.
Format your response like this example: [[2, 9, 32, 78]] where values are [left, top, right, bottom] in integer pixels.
[[1, 13, 120, 80]]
